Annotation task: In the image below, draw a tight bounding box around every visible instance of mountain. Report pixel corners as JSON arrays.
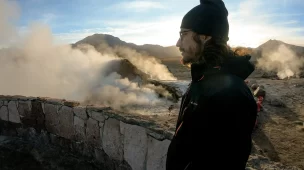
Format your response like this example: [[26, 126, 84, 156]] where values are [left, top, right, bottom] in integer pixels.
[[251, 39, 304, 61], [73, 34, 304, 62], [73, 34, 181, 58]]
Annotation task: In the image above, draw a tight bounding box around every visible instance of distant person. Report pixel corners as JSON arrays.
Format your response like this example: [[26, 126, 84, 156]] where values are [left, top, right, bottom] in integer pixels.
[[166, 0, 257, 170]]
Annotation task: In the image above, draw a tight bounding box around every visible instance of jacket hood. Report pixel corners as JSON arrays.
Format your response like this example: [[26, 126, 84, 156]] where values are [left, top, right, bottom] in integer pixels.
[[191, 55, 255, 81], [221, 55, 255, 80]]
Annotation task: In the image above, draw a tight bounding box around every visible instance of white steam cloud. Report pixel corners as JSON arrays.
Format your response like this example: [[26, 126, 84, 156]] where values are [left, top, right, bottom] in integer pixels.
[[113, 46, 176, 80], [0, 0, 19, 46], [257, 44, 304, 79], [0, 0, 176, 113]]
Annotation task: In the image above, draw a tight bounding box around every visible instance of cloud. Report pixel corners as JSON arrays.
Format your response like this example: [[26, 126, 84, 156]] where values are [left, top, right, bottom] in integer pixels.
[[19, 0, 304, 48], [228, 0, 304, 47], [102, 16, 182, 46], [40, 13, 57, 24], [108, 1, 165, 12], [53, 28, 113, 44], [85, 0, 304, 47], [53, 15, 182, 46]]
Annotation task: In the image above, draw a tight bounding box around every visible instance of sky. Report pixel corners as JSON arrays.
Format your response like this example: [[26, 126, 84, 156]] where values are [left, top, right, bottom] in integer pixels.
[[7, 0, 304, 47]]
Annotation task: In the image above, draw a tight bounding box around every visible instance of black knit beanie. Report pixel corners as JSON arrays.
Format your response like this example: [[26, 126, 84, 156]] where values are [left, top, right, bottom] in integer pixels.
[[181, 0, 229, 41]]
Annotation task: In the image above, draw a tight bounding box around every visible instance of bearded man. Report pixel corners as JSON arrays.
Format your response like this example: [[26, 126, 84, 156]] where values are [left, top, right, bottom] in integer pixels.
[[166, 0, 257, 169]]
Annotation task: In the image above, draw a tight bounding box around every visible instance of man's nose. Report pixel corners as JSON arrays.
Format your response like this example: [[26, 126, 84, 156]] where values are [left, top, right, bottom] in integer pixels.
[[176, 38, 181, 47]]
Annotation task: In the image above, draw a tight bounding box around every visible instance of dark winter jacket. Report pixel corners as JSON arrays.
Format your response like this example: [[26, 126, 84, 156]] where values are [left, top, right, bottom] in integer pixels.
[[166, 55, 257, 170]]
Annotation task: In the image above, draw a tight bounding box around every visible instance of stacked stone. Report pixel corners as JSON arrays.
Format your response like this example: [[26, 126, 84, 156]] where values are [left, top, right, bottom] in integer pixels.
[[0, 95, 171, 170]]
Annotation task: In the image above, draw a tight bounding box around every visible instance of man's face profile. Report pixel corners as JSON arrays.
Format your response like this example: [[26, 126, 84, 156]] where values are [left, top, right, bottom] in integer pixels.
[[176, 28, 210, 65]]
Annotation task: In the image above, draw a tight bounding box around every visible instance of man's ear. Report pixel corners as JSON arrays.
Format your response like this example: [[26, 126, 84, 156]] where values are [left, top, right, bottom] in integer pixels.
[[199, 35, 212, 42], [205, 36, 212, 41]]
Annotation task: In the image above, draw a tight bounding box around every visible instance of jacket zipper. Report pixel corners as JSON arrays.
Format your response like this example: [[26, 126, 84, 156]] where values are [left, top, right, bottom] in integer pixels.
[[181, 82, 191, 108], [184, 162, 192, 170], [175, 83, 192, 135]]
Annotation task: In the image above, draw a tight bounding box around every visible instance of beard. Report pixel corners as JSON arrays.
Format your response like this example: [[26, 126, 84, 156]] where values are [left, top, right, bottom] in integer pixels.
[[180, 44, 203, 66]]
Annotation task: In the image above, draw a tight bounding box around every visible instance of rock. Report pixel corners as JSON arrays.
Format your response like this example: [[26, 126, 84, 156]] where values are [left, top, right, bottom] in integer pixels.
[[74, 125, 86, 141], [168, 105, 174, 113], [100, 127, 104, 142], [261, 71, 277, 78], [99, 122, 104, 141], [0, 136, 10, 143], [91, 111, 105, 122], [245, 167, 256, 170], [49, 133, 59, 144], [64, 100, 80, 107], [41, 103, 45, 114], [58, 106, 74, 139], [18, 101, 34, 126], [246, 154, 302, 170], [121, 123, 148, 170], [146, 137, 171, 170], [254, 87, 266, 98], [74, 116, 85, 127], [147, 129, 165, 141], [270, 98, 285, 107], [83, 142, 94, 158], [120, 121, 127, 134], [87, 106, 111, 117], [86, 118, 100, 145], [73, 106, 88, 120], [99, 122, 104, 128], [102, 118, 123, 161], [294, 84, 304, 88], [18, 101, 31, 117], [94, 148, 106, 164], [0, 101, 3, 107], [44, 103, 60, 135], [8, 101, 21, 123], [94, 148, 133, 170], [294, 121, 304, 126], [43, 98, 64, 105], [31, 101, 45, 129], [251, 84, 259, 91], [0, 106, 8, 121]]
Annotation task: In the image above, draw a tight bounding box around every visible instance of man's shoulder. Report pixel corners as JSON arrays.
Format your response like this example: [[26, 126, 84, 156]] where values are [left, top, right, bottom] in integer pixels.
[[191, 73, 252, 102], [198, 72, 246, 91]]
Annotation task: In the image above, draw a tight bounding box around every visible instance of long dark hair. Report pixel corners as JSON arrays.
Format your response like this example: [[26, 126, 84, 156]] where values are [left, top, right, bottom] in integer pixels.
[[193, 34, 233, 67]]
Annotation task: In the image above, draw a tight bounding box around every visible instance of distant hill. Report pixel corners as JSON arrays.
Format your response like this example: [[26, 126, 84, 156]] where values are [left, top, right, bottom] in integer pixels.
[[251, 39, 304, 61], [72, 34, 304, 62], [73, 34, 181, 58]]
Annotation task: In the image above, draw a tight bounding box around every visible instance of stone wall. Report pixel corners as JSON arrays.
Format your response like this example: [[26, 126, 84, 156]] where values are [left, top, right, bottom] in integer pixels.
[[0, 95, 173, 170]]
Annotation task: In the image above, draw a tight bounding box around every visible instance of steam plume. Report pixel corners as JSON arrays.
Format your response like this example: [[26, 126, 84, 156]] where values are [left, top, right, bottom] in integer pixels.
[[0, 0, 19, 46], [0, 0, 176, 113], [257, 44, 304, 79], [113, 46, 176, 80]]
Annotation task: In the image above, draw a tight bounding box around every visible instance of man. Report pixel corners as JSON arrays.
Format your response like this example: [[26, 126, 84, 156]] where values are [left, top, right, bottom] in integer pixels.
[[166, 0, 257, 170]]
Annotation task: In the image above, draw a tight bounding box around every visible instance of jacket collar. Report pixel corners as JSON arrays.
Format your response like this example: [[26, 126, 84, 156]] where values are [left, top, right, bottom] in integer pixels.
[[190, 55, 255, 82], [190, 62, 221, 82]]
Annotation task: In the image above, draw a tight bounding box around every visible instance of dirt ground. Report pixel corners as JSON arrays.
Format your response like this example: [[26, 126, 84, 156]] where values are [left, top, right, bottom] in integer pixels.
[[161, 57, 304, 169], [249, 78, 304, 169]]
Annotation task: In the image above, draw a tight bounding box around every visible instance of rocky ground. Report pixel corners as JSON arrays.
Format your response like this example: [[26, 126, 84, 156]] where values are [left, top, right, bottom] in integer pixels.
[[0, 136, 103, 170], [248, 78, 304, 169]]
